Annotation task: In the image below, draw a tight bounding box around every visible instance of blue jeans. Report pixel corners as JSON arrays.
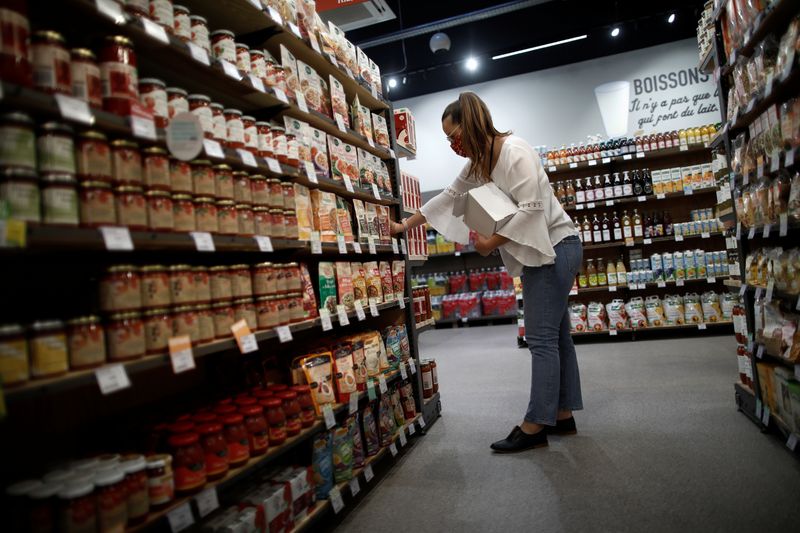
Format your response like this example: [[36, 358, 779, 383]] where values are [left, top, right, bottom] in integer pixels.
[[522, 235, 583, 425]]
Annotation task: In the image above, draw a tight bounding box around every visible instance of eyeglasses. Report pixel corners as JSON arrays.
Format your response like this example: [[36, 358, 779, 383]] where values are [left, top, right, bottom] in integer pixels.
[[445, 126, 460, 143]]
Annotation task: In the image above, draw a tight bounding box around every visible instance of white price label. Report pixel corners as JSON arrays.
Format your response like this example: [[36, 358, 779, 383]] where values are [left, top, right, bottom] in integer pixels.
[[335, 113, 347, 132], [707, 277, 716, 284], [676, 279, 685, 286], [254, 235, 273, 252], [95, 363, 131, 395], [337, 304, 350, 326], [787, 433, 799, 451], [569, 162, 578, 169], [609, 329, 618, 336], [623, 154, 632, 160], [757, 345, 765, 359], [349, 392, 359, 415], [588, 160, 597, 167], [311, 231, 322, 254], [576, 204, 584, 210], [399, 362, 408, 380], [637, 195, 646, 202], [407, 422, 415, 435], [276, 325, 292, 343], [289, 22, 302, 38], [190, 231, 215, 251], [323, 404, 336, 429], [329, 486, 344, 514], [727, 237, 737, 249], [203, 139, 225, 159], [130, 112, 157, 140], [295, 90, 309, 113], [367, 136, 375, 148], [195, 487, 219, 518], [755, 287, 763, 301], [780, 213, 789, 237], [142, 17, 170, 44], [309, 33, 322, 53], [266, 157, 282, 174], [609, 285, 617, 292], [398, 428, 407, 447], [400, 238, 407, 255], [364, 464, 374, 482], [239, 333, 257, 353], [354, 300, 366, 321], [96, 0, 125, 22], [378, 375, 388, 394], [352, 242, 362, 254], [606, 200, 614, 206], [54, 94, 93, 124], [657, 281, 666, 288], [766, 280, 775, 302], [391, 238, 399, 254], [679, 145, 689, 152], [636, 152, 645, 159], [319, 308, 333, 331], [685, 189, 693, 196], [349, 477, 361, 497], [761, 406, 770, 426], [643, 238, 652, 245], [787, 149, 795, 167], [701, 232, 710, 239], [739, 284, 748, 297], [418, 416, 426, 428], [398, 297, 405, 309], [763, 225, 771, 238], [168, 336, 195, 374], [675, 234, 684, 242], [219, 59, 241, 80], [587, 202, 595, 209], [698, 323, 707, 330], [372, 183, 382, 200], [337, 235, 348, 254], [267, 6, 283, 25], [368, 236, 376, 254], [389, 443, 398, 456], [237, 148, 257, 167], [167, 503, 194, 533], [748, 227, 756, 239], [602, 157, 611, 163], [187, 42, 210, 65], [100, 226, 134, 250], [389, 148, 397, 159], [369, 301, 379, 317], [343, 175, 354, 193], [304, 161, 318, 184], [273, 87, 288, 103], [656, 193, 666, 199]]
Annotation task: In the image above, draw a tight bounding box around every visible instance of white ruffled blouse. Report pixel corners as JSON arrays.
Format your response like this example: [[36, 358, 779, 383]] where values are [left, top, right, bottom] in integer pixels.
[[419, 135, 577, 276]]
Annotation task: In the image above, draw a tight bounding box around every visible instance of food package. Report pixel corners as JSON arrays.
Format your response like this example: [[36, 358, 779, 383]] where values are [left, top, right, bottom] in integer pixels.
[[335, 261, 354, 311], [394, 107, 416, 153], [362, 331, 382, 377], [369, 58, 382, 98], [605, 299, 629, 330], [587, 301, 608, 331], [379, 261, 394, 302], [271, 466, 314, 526], [774, 248, 800, 295], [296, 0, 317, 38], [311, 432, 333, 499], [329, 75, 350, 127], [351, 262, 368, 307], [332, 344, 357, 403], [383, 325, 402, 369], [664, 294, 685, 325], [308, 126, 330, 181], [361, 406, 380, 456], [377, 331, 390, 370], [294, 183, 313, 240], [365, 202, 380, 241], [347, 414, 365, 468], [318, 261, 337, 313], [331, 427, 353, 483], [357, 148, 376, 188], [351, 95, 373, 140], [378, 394, 396, 446], [365, 261, 383, 303], [327, 21, 357, 75], [299, 263, 318, 318], [772, 367, 797, 430], [390, 388, 405, 427], [758, 302, 798, 360], [721, 292, 739, 320], [242, 479, 290, 533], [356, 46, 372, 86], [378, 159, 392, 196], [285, 117, 312, 168], [400, 382, 416, 419], [392, 260, 406, 301], [348, 337, 367, 390], [756, 362, 779, 414], [280, 44, 299, 98], [397, 324, 410, 360], [377, 205, 391, 243], [372, 113, 390, 148], [684, 293, 704, 323], [570, 303, 588, 332], [327, 134, 359, 186], [625, 297, 648, 328], [297, 60, 323, 113], [645, 295, 666, 327], [310, 189, 338, 242], [337, 197, 355, 243], [352, 200, 368, 243], [298, 352, 336, 413], [701, 291, 723, 323]]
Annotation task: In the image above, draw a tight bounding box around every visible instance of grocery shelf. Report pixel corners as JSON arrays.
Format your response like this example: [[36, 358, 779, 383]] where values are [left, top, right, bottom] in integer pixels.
[[572, 320, 733, 337], [544, 144, 710, 176], [743, 283, 799, 307], [395, 144, 417, 160], [753, 343, 797, 370], [736, 381, 755, 397], [724, 278, 743, 289], [415, 320, 436, 334], [729, 61, 800, 135], [699, 49, 716, 75], [734, 381, 760, 426], [290, 501, 328, 533], [570, 276, 731, 296], [726, 0, 799, 66], [423, 392, 440, 407], [435, 313, 517, 326], [566, 187, 719, 213]]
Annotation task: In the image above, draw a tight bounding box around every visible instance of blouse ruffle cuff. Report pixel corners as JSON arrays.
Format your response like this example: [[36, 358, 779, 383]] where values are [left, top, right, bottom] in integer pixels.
[[419, 190, 471, 244], [496, 208, 557, 267]]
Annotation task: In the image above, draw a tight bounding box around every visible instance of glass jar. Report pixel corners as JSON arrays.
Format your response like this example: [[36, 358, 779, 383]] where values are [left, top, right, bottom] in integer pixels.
[[211, 301, 234, 339], [31, 30, 71, 95], [146, 189, 174, 231], [115, 185, 147, 230], [242, 115, 258, 153], [241, 404, 269, 455], [230, 264, 253, 298], [120, 455, 149, 525], [288, 292, 303, 323], [217, 200, 238, 235], [233, 171, 252, 204], [196, 423, 229, 480], [235, 43, 250, 73], [270, 209, 285, 238], [221, 414, 251, 467], [421, 360, 433, 398], [0, 2, 32, 87], [261, 398, 286, 445], [250, 50, 267, 79], [190, 159, 214, 197], [169, 158, 192, 193], [149, 0, 174, 32], [233, 298, 257, 330], [277, 391, 302, 436], [267, 179, 283, 207], [252, 262, 276, 296], [193, 266, 211, 303], [169, 264, 196, 305], [30, 320, 68, 378], [210, 30, 236, 63], [0, 167, 40, 222], [27, 481, 62, 533], [100, 265, 141, 312], [42, 174, 79, 226], [171, 193, 196, 231], [66, 316, 106, 370], [210, 266, 232, 301], [38, 122, 76, 174], [274, 264, 289, 295], [291, 385, 316, 427], [190, 15, 210, 53], [140, 265, 171, 309], [78, 180, 115, 227], [167, 433, 206, 494], [224, 109, 244, 149], [167, 87, 188, 119], [253, 207, 272, 236], [276, 296, 290, 326], [188, 94, 213, 138], [255, 122, 273, 158], [430, 358, 438, 393], [139, 78, 168, 128], [76, 131, 112, 181], [142, 146, 170, 189], [194, 196, 218, 232], [0, 112, 36, 169], [172, 305, 199, 342], [173, 4, 191, 42], [272, 65, 287, 93], [111, 139, 142, 185], [285, 263, 302, 292], [195, 304, 214, 343], [107, 312, 145, 361], [281, 182, 295, 209], [100, 35, 139, 116], [145, 455, 174, 508], [70, 48, 103, 107], [142, 308, 171, 355], [210, 103, 226, 142], [284, 209, 298, 239], [0, 324, 28, 386], [255, 296, 280, 329], [237, 204, 255, 236], [57, 482, 96, 533], [285, 132, 299, 167], [271, 125, 287, 163], [95, 468, 128, 532], [214, 163, 234, 199]]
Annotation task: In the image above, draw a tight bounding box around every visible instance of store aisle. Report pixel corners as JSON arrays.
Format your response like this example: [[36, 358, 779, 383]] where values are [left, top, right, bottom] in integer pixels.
[[337, 326, 800, 533]]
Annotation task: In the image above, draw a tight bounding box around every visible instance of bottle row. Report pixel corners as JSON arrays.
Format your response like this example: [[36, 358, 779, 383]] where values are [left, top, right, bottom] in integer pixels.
[[574, 209, 687, 245], [437, 291, 517, 322], [413, 268, 514, 297], [538, 123, 719, 167], [570, 291, 740, 333], [411, 286, 433, 325], [744, 247, 800, 295]]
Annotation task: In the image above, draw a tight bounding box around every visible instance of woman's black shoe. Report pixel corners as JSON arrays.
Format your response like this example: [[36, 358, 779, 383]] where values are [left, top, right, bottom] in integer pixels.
[[490, 426, 548, 453], [549, 417, 577, 435]]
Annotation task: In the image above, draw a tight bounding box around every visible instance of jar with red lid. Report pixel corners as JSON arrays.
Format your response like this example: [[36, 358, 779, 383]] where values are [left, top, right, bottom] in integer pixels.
[[250, 50, 267, 80], [139, 78, 168, 128], [247, 174, 266, 203], [149, 0, 174, 32], [194, 196, 219, 232], [237, 204, 255, 236], [270, 209, 285, 238], [241, 404, 269, 455], [263, 181, 280, 209], [107, 311, 145, 361], [143, 308, 171, 354], [193, 266, 211, 303], [70, 48, 102, 108], [172, 305, 199, 342], [281, 182, 295, 209], [210, 103, 226, 142], [273, 264, 288, 295], [66, 316, 106, 370], [285, 133, 299, 168], [235, 43, 251, 73], [224, 109, 244, 149], [268, 384, 289, 394], [287, 292, 303, 323], [115, 186, 147, 229], [168, 433, 206, 494], [255, 122, 273, 158], [190, 15, 210, 52], [111, 139, 142, 185], [211, 301, 234, 338], [173, 4, 191, 42], [261, 398, 286, 445], [233, 298, 257, 330], [253, 262, 276, 296], [57, 482, 96, 533], [221, 414, 250, 467], [190, 159, 214, 197], [120, 455, 149, 525], [253, 207, 272, 236], [0, 3, 31, 87], [242, 115, 258, 153], [145, 455, 174, 508], [100, 265, 141, 312], [146, 190, 174, 231], [210, 30, 236, 63], [143, 147, 170, 189], [215, 200, 237, 234], [210, 266, 232, 301], [283, 209, 298, 240], [214, 163, 234, 199], [123, 0, 149, 17], [167, 87, 188, 119], [230, 265, 253, 298], [264, 54, 279, 87], [253, 388, 273, 401], [169, 264, 196, 305], [100, 35, 139, 116], [277, 391, 302, 436], [31, 30, 71, 95], [77, 131, 112, 181], [189, 94, 213, 138], [197, 423, 228, 480], [170, 158, 193, 193], [271, 125, 287, 163], [284, 263, 301, 292], [255, 296, 279, 329], [172, 193, 196, 231], [79, 180, 116, 227], [291, 385, 316, 427], [195, 304, 214, 342], [272, 65, 287, 93]]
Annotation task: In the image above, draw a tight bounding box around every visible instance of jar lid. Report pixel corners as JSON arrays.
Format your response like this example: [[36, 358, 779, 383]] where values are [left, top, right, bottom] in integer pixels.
[[216, 199, 235, 207], [286, 262, 299, 267], [269, 208, 283, 214], [94, 468, 125, 487], [291, 384, 310, 393], [277, 391, 298, 400], [253, 207, 270, 212], [1, 111, 33, 124], [192, 265, 209, 272], [288, 292, 301, 297], [107, 264, 137, 273], [221, 413, 244, 424], [250, 174, 266, 180], [167, 87, 188, 96], [255, 121, 270, 127], [174, 4, 190, 13], [40, 121, 74, 134], [111, 139, 138, 149], [79, 180, 111, 189], [31, 319, 64, 331], [214, 404, 237, 416], [6, 480, 43, 496], [232, 170, 249, 177], [65, 471, 95, 486], [168, 432, 200, 447], [192, 159, 212, 166], [271, 125, 285, 132], [240, 404, 263, 416], [197, 422, 223, 434], [236, 42, 250, 50], [188, 94, 211, 102], [230, 264, 249, 269], [115, 185, 144, 194], [235, 395, 256, 405], [189, 14, 207, 23], [169, 264, 192, 271], [105, 35, 133, 47], [173, 305, 197, 313], [66, 315, 100, 326], [139, 77, 166, 87], [211, 301, 233, 309], [142, 307, 170, 317], [242, 115, 256, 121], [58, 482, 94, 500], [192, 412, 217, 424], [145, 189, 170, 198], [70, 457, 100, 471], [109, 311, 142, 320], [196, 304, 211, 310], [29, 482, 64, 499], [79, 130, 107, 141], [283, 209, 295, 214], [143, 146, 167, 155], [70, 48, 96, 60], [213, 163, 232, 171], [172, 193, 193, 200], [252, 389, 273, 399], [194, 196, 215, 203], [41, 173, 76, 185], [209, 265, 230, 272], [254, 262, 273, 268], [251, 50, 265, 57], [236, 204, 252, 210], [210, 103, 224, 110], [169, 421, 195, 433], [140, 264, 167, 272], [223, 109, 242, 116], [210, 29, 235, 37], [33, 30, 66, 42], [120, 454, 147, 474], [280, 182, 293, 188], [261, 398, 282, 408], [1, 167, 37, 179], [145, 456, 167, 469], [0, 323, 23, 336]]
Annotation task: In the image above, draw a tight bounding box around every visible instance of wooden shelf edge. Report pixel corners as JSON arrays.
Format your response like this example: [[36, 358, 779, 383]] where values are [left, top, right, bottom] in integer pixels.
[[545, 144, 711, 176]]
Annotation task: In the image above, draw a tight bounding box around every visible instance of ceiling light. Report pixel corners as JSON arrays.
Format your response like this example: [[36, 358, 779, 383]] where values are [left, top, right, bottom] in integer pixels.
[[465, 57, 478, 71], [492, 35, 588, 60], [388, 78, 397, 88], [610, 27, 620, 37], [402, 76, 407, 85], [429, 32, 451, 54], [667, 13, 676, 23]]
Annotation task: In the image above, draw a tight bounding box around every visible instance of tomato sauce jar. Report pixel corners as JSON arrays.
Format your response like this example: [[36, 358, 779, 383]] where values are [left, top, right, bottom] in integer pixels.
[[70, 48, 102, 108], [283, 209, 298, 239], [149, 0, 175, 32], [146, 190, 174, 230], [291, 385, 316, 427], [100, 265, 141, 312], [216, 200, 237, 234], [211, 301, 234, 338], [78, 180, 115, 227], [253, 262, 276, 296], [210, 103, 226, 142], [95, 468, 128, 532], [271, 125, 287, 164], [233, 171, 252, 204], [31, 30, 71, 95], [235, 43, 251, 73], [249, 174, 269, 205], [209, 266, 232, 301], [193, 266, 211, 303], [277, 391, 302, 436], [281, 183, 295, 209], [76, 131, 112, 182], [107, 311, 145, 361], [171, 193, 196, 231], [267, 179, 283, 207], [195, 304, 214, 342], [143, 308, 172, 354], [285, 132, 299, 168], [224, 109, 244, 149], [233, 298, 257, 330], [255, 122, 273, 158], [167, 87, 188, 119], [172, 305, 199, 342], [242, 115, 258, 153], [115, 185, 147, 230], [173, 4, 191, 42], [168, 433, 207, 494], [143, 146, 170, 189], [241, 404, 269, 455], [210, 30, 236, 63], [221, 414, 250, 467], [194, 196, 219, 232], [237, 204, 255, 236], [261, 398, 286, 445], [111, 139, 142, 185], [197, 423, 229, 480], [253, 207, 272, 236], [214, 163, 234, 199], [139, 78, 168, 128], [189, 94, 213, 138], [123, 0, 149, 17], [230, 264, 253, 298], [100, 35, 139, 116], [1, 167, 40, 223], [66, 316, 106, 370], [255, 296, 279, 330], [38, 122, 76, 175], [287, 292, 303, 323], [250, 50, 267, 80], [269, 209, 285, 238], [191, 159, 214, 197], [120, 455, 149, 525], [0, 2, 32, 87], [190, 15, 210, 52], [57, 482, 96, 533], [145, 454, 174, 508], [169, 264, 196, 305], [169, 157, 192, 193]]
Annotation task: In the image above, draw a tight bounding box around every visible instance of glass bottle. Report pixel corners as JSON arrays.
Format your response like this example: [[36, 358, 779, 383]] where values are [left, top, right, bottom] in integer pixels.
[[584, 176, 595, 202], [607, 259, 618, 286], [565, 180, 576, 205], [643, 168, 653, 195], [612, 211, 622, 241], [632, 170, 644, 196], [632, 209, 643, 237], [574, 219, 583, 241], [556, 182, 566, 205], [612, 172, 623, 198], [601, 212, 611, 242], [663, 210, 673, 236], [578, 262, 588, 288], [653, 211, 664, 237], [670, 130, 680, 147], [558, 145, 567, 166], [597, 258, 608, 286], [587, 259, 598, 287], [594, 175, 605, 200], [665, 131, 674, 149], [575, 178, 585, 204], [603, 174, 614, 199], [615, 257, 627, 285], [622, 171, 633, 197], [643, 211, 653, 238], [622, 210, 633, 239], [656, 132, 666, 150], [592, 214, 602, 243], [581, 215, 593, 243]]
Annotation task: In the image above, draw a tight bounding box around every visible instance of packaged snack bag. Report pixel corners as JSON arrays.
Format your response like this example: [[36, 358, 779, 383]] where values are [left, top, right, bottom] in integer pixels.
[[606, 299, 629, 330], [379, 261, 394, 302], [347, 414, 365, 468], [364, 261, 383, 303], [318, 261, 337, 313], [311, 432, 333, 499], [353, 199, 369, 243], [377, 205, 391, 243], [332, 344, 357, 402], [297, 60, 323, 113], [351, 95, 373, 140], [356, 46, 372, 85], [351, 262, 368, 307], [294, 183, 313, 240], [335, 195, 354, 243], [310, 189, 338, 242], [331, 427, 353, 483], [299, 263, 318, 318], [570, 303, 588, 332], [327, 134, 359, 186], [358, 148, 376, 188], [587, 301, 607, 331], [361, 406, 380, 456], [684, 293, 704, 323], [280, 44, 299, 97], [372, 113, 390, 148], [297, 352, 336, 413], [625, 297, 648, 328], [664, 294, 686, 325], [335, 261, 354, 311], [701, 291, 722, 322], [329, 75, 350, 127], [348, 337, 367, 390], [362, 332, 383, 377], [645, 295, 666, 327], [392, 260, 406, 301], [308, 126, 330, 180]]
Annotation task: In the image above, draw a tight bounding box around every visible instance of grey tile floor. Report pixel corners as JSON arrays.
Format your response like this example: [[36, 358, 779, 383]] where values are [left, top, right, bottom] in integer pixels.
[[336, 325, 800, 533]]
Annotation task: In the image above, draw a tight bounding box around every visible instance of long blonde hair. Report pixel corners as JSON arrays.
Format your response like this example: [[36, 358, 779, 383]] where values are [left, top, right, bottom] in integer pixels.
[[442, 92, 509, 182]]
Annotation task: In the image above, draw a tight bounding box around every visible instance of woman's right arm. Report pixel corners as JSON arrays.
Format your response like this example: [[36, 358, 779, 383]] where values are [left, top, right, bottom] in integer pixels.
[[390, 211, 426, 235]]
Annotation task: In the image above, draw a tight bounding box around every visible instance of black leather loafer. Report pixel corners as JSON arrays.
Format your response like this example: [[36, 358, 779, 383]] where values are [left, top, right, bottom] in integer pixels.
[[549, 417, 577, 435], [490, 426, 548, 453]]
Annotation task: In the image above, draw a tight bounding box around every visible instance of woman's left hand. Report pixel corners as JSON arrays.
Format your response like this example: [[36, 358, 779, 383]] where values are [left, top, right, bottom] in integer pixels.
[[474, 234, 494, 256]]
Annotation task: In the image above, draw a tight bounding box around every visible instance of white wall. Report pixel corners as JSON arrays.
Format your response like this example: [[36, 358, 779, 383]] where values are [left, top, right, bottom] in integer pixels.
[[395, 38, 721, 192]]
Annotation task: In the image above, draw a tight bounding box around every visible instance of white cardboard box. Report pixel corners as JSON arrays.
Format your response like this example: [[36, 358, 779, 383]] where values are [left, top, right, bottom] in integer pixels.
[[463, 183, 517, 236]]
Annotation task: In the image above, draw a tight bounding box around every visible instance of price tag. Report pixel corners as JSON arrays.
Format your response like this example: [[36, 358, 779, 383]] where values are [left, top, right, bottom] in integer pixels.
[[761, 405, 770, 426], [636, 152, 646, 159], [707, 277, 717, 284], [337, 304, 350, 326], [367, 379, 377, 401], [548, 166, 557, 172], [398, 297, 405, 309], [367, 136, 375, 148], [389, 443, 398, 457], [636, 195, 646, 203], [766, 280, 775, 302], [398, 428, 407, 447], [190, 231, 215, 251], [142, 17, 170, 44], [400, 238, 406, 255], [378, 375, 388, 394], [576, 204, 584, 210], [643, 238, 652, 245], [322, 404, 336, 429], [254, 235, 273, 252], [289, 22, 302, 38], [304, 161, 318, 184], [569, 162, 578, 169], [309, 33, 322, 53], [780, 213, 789, 236], [349, 477, 360, 497], [736, 222, 742, 240], [418, 416, 426, 428], [675, 234, 684, 242], [602, 157, 611, 164], [168, 336, 195, 374], [266, 157, 282, 173], [676, 279, 685, 286], [701, 232, 710, 239], [739, 284, 748, 297], [786, 149, 795, 167], [195, 487, 219, 518], [771, 149, 781, 172], [203, 139, 225, 159], [391, 238, 399, 254], [727, 237, 737, 249], [587, 202, 595, 209], [237, 148, 257, 167], [684, 189, 693, 196], [389, 149, 397, 159], [588, 160, 597, 167], [354, 300, 366, 321], [399, 363, 407, 380], [95, 364, 131, 395], [96, 0, 125, 22], [335, 113, 347, 133], [408, 358, 416, 374], [656, 193, 666, 200], [609, 285, 617, 292], [295, 90, 309, 113], [273, 88, 289, 103], [276, 325, 292, 343], [748, 227, 756, 239], [100, 226, 134, 250], [337, 235, 347, 254], [167, 503, 194, 533], [408, 422, 415, 435], [609, 329, 618, 336], [352, 242, 362, 254], [231, 320, 258, 354], [606, 200, 614, 206], [372, 183, 382, 200], [454, 251, 461, 257], [326, 52, 338, 65], [569, 287, 578, 296], [311, 231, 322, 254], [757, 345, 765, 359], [319, 308, 333, 331], [329, 486, 344, 514], [54, 94, 94, 124], [342, 175, 356, 193], [369, 301, 379, 317], [763, 225, 771, 238], [267, 6, 283, 25], [349, 391, 359, 414], [787, 433, 799, 451], [657, 280, 666, 288], [368, 236, 377, 254], [219, 59, 241, 80], [187, 42, 210, 66], [698, 322, 708, 330], [364, 464, 374, 482]]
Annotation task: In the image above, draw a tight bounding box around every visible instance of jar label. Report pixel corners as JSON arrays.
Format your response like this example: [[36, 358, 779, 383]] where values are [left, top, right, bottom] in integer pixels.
[[212, 39, 236, 63], [168, 98, 189, 119], [33, 43, 70, 92], [31, 334, 68, 377], [71, 62, 103, 105], [149, 0, 174, 26], [1, 181, 40, 221], [101, 61, 138, 100], [141, 88, 168, 119], [191, 24, 210, 52], [226, 119, 244, 144], [38, 135, 76, 173], [147, 475, 175, 505], [43, 187, 79, 225], [192, 106, 213, 134], [0, 9, 30, 59], [174, 12, 192, 40], [0, 125, 36, 168]]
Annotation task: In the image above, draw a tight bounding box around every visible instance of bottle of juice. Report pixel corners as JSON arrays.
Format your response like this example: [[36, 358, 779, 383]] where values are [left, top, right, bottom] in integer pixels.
[[597, 258, 608, 286], [578, 263, 588, 288], [587, 259, 598, 287], [565, 180, 576, 205], [607, 259, 618, 286], [601, 213, 611, 242], [678, 129, 687, 147], [575, 178, 585, 204], [612, 211, 622, 241], [594, 175, 605, 200], [584, 176, 595, 202], [616, 257, 627, 286]]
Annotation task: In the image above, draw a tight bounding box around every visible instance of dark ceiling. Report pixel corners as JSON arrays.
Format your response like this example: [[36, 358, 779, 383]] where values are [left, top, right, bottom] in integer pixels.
[[346, 0, 708, 99]]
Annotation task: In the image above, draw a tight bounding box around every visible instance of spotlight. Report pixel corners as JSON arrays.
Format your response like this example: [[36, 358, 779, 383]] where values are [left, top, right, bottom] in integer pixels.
[[465, 57, 478, 72], [667, 13, 676, 23], [610, 27, 620, 37], [402, 76, 407, 85], [388, 78, 397, 88]]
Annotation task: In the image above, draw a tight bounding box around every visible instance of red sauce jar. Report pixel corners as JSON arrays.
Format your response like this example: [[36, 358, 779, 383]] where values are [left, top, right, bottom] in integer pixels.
[[170, 157, 193, 193], [210, 30, 236, 63], [285, 133, 299, 167], [221, 414, 251, 467], [0, 2, 32, 87], [194, 196, 219, 233], [31, 30, 71, 95], [287, 292, 303, 323], [142, 308, 172, 354], [79, 180, 116, 227], [217, 200, 238, 235], [262, 398, 287, 445], [284, 209, 298, 240], [211, 103, 226, 142], [197, 423, 229, 480], [76, 131, 112, 182], [107, 311, 146, 361], [224, 109, 244, 149], [211, 301, 234, 338], [235, 43, 251, 73], [270, 209, 285, 238], [253, 262, 276, 296], [100, 36, 139, 116], [291, 385, 316, 427], [271, 125, 287, 164], [169, 264, 196, 305], [190, 15, 210, 52], [191, 159, 214, 197], [233, 298, 257, 330], [100, 265, 141, 312], [253, 207, 272, 236], [250, 50, 267, 80], [115, 186, 147, 230], [237, 204, 255, 236], [57, 482, 96, 533], [168, 433, 207, 494], [241, 405, 269, 455], [233, 171, 252, 204], [66, 316, 106, 370], [120, 455, 149, 525], [149, 0, 174, 32], [139, 78, 168, 128], [230, 265, 253, 298], [193, 266, 211, 303], [143, 146, 170, 189], [111, 139, 142, 185], [214, 163, 234, 199], [94, 468, 128, 531], [210, 266, 232, 301], [250, 174, 269, 205], [171, 193, 196, 231], [268, 179, 283, 207], [167, 87, 188, 119], [256, 122, 274, 158], [254, 295, 278, 329], [145, 455, 174, 508], [173, 4, 191, 42], [71, 48, 102, 108], [242, 115, 258, 153], [146, 190, 174, 231], [123, 0, 149, 17], [189, 94, 213, 138], [196, 304, 214, 342], [277, 391, 302, 436], [281, 182, 295, 209]]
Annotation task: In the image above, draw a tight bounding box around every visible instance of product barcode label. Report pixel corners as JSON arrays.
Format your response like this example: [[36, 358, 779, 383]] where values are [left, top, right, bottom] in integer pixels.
[[408, 422, 415, 435], [100, 226, 134, 251], [418, 416, 426, 428], [372, 183, 382, 200], [276, 325, 292, 343], [168, 336, 195, 374], [349, 478, 360, 497], [335, 113, 347, 133], [352, 242, 363, 254], [399, 363, 408, 380], [398, 428, 407, 447], [368, 236, 377, 254], [389, 443, 398, 456], [190, 231, 215, 251], [337, 304, 350, 326], [319, 308, 333, 331], [787, 433, 799, 451], [344, 176, 354, 193], [95, 364, 131, 395], [231, 320, 258, 354], [780, 213, 789, 236], [195, 487, 219, 518], [329, 486, 344, 514], [391, 238, 399, 254], [295, 90, 309, 113], [273, 88, 289, 103], [220, 59, 241, 80], [167, 503, 194, 533], [323, 403, 336, 429], [254, 235, 273, 252], [367, 379, 377, 401], [408, 358, 416, 374], [354, 300, 366, 321]]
